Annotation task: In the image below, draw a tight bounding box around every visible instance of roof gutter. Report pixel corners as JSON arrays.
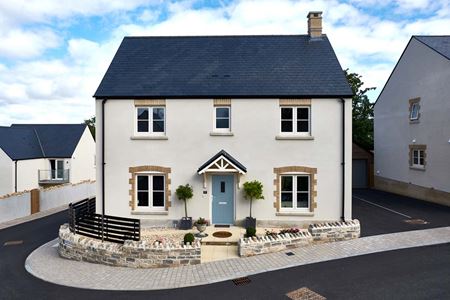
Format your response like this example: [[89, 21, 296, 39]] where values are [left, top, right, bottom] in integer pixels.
[[101, 99, 107, 242], [340, 98, 346, 221]]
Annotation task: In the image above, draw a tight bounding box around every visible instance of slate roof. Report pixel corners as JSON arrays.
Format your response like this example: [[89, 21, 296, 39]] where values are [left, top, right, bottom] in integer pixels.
[[0, 124, 87, 160], [414, 36, 450, 60], [94, 35, 352, 99], [197, 150, 247, 174]]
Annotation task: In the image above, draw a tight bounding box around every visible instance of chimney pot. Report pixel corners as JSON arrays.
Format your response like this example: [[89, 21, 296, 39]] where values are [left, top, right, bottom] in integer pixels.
[[307, 11, 323, 38]]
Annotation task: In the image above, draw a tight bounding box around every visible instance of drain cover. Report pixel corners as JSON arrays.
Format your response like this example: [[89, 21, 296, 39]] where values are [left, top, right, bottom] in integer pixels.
[[212, 231, 232, 238], [404, 219, 429, 225], [286, 252, 295, 256], [286, 287, 326, 300], [232, 277, 251, 286], [4, 240, 23, 246]]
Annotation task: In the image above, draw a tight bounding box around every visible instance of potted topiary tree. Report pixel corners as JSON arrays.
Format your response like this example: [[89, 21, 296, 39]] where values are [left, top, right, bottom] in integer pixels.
[[176, 184, 194, 230], [242, 180, 264, 229]]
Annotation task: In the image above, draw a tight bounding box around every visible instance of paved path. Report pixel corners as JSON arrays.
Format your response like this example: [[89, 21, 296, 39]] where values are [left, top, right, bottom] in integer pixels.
[[26, 226, 450, 291]]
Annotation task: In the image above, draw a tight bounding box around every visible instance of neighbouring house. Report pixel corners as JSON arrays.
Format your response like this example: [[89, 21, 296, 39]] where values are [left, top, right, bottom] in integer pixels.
[[0, 124, 95, 196], [352, 142, 374, 189], [374, 36, 450, 206], [94, 11, 353, 227]]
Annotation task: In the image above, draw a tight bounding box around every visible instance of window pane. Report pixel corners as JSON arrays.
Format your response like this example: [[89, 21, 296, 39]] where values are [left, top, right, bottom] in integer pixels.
[[410, 104, 419, 119], [281, 120, 293, 132], [216, 119, 229, 129], [153, 108, 165, 120], [221, 181, 225, 193], [216, 107, 229, 118], [281, 192, 293, 208], [153, 175, 164, 191], [297, 121, 309, 132], [153, 120, 165, 132], [138, 120, 149, 132], [297, 176, 309, 192], [153, 191, 164, 207], [137, 108, 148, 120], [281, 176, 293, 191], [281, 108, 292, 119], [137, 192, 149, 206], [137, 175, 148, 190], [297, 108, 309, 120], [419, 157, 424, 165], [297, 193, 309, 208]]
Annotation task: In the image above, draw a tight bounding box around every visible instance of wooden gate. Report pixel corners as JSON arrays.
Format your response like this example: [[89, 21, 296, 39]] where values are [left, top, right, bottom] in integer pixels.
[[30, 189, 40, 214]]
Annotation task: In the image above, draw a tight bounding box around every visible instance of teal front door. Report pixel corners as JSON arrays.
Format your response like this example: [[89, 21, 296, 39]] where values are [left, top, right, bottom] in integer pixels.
[[212, 175, 234, 225]]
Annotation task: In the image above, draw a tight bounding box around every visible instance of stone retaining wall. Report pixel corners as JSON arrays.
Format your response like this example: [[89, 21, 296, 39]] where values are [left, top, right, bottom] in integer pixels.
[[239, 231, 312, 257], [308, 219, 360, 243], [58, 224, 201, 268]]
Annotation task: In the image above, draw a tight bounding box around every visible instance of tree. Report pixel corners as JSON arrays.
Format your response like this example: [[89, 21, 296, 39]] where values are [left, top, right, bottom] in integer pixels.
[[242, 180, 264, 218], [345, 69, 376, 150], [176, 184, 193, 218], [84, 116, 95, 140]]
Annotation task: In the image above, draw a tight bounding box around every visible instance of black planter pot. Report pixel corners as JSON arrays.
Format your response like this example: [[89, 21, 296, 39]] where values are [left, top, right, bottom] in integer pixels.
[[179, 217, 193, 230], [245, 217, 256, 229]]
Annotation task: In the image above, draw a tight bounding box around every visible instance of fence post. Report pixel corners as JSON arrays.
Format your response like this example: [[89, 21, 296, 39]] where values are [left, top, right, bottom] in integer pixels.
[[30, 189, 40, 214]]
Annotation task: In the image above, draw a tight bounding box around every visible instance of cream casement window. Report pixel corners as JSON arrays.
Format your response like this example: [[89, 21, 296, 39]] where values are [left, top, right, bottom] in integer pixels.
[[409, 97, 420, 122], [280, 107, 310, 135], [214, 106, 231, 132], [135, 107, 165, 135], [280, 174, 310, 211], [136, 174, 165, 211], [409, 145, 426, 170]]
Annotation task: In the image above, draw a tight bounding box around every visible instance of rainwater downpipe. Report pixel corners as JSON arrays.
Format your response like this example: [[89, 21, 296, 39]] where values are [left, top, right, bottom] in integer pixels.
[[340, 98, 346, 221], [14, 160, 17, 192], [101, 99, 107, 241]]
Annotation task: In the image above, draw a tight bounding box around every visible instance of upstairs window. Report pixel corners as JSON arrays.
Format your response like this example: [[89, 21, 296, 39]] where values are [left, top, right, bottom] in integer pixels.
[[280, 107, 310, 134], [214, 106, 231, 132], [409, 98, 420, 122], [136, 107, 165, 135]]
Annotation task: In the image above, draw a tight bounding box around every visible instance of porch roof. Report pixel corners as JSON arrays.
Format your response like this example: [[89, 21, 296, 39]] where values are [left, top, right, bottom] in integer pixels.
[[197, 150, 247, 174]]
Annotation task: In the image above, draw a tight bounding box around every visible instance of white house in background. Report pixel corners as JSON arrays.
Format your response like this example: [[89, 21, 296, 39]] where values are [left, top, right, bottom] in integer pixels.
[[374, 36, 450, 206], [0, 124, 96, 196], [94, 12, 353, 227]]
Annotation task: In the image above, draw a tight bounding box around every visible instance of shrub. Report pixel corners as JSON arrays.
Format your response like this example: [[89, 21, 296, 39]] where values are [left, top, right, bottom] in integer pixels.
[[176, 184, 194, 218], [184, 233, 195, 244], [245, 227, 256, 238], [242, 180, 264, 218]]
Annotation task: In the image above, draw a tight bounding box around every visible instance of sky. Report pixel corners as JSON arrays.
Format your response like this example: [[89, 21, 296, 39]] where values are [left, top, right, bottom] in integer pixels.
[[0, 0, 449, 125]]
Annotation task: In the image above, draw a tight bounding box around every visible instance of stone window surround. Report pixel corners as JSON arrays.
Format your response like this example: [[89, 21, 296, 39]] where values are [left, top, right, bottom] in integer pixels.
[[408, 97, 421, 123], [129, 166, 171, 213], [273, 166, 317, 215], [409, 144, 426, 170]]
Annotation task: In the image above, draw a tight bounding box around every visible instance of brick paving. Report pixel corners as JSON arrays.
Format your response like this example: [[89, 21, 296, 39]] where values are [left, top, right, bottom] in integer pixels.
[[25, 226, 450, 291]]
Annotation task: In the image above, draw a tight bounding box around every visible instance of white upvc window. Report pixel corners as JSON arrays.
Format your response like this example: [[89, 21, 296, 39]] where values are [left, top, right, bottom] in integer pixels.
[[412, 149, 425, 168], [410, 103, 420, 120], [280, 174, 310, 211], [280, 106, 310, 135], [135, 107, 165, 135], [136, 174, 165, 211], [214, 106, 231, 132]]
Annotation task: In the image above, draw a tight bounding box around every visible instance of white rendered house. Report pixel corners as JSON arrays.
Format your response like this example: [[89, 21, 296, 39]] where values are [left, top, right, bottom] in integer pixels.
[[374, 36, 450, 206], [0, 124, 96, 196], [94, 12, 353, 226]]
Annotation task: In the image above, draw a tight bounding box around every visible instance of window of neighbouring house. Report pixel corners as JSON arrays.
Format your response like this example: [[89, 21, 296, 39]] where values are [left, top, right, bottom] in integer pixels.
[[136, 107, 165, 135], [280, 107, 310, 134], [409, 98, 420, 122], [280, 174, 310, 210], [214, 106, 231, 131], [409, 145, 426, 169], [136, 174, 165, 210]]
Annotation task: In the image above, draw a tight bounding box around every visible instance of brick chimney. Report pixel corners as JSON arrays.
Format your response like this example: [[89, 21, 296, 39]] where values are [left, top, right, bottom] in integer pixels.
[[307, 11, 323, 38]]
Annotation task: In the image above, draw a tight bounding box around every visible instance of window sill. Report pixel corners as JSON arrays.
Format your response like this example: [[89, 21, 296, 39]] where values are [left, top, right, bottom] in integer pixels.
[[276, 212, 314, 217], [130, 136, 168, 140], [275, 135, 314, 140], [131, 211, 168, 215], [409, 120, 420, 124], [210, 132, 234, 136], [410, 166, 425, 171]]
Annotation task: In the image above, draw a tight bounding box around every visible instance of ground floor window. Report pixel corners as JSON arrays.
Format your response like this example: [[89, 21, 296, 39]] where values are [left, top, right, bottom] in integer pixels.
[[280, 174, 310, 210], [136, 174, 165, 210], [409, 144, 426, 170]]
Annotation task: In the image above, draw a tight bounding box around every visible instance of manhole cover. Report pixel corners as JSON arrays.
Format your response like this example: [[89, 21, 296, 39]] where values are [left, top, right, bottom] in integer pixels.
[[212, 231, 232, 238], [232, 277, 251, 286], [404, 219, 429, 225], [286, 287, 326, 300], [4, 240, 23, 246]]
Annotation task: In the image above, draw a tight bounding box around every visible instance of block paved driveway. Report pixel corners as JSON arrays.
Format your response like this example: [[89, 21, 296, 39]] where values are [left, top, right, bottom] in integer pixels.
[[353, 188, 450, 237]]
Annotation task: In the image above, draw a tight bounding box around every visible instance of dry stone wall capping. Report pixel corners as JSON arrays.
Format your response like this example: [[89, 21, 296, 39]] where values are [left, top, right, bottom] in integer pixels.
[[58, 224, 201, 268], [238, 219, 361, 257], [308, 219, 360, 243]]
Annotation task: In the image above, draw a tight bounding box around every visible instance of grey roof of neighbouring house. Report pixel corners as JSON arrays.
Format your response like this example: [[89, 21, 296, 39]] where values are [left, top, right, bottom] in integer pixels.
[[414, 36, 450, 60], [94, 35, 352, 99], [0, 124, 87, 160]]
